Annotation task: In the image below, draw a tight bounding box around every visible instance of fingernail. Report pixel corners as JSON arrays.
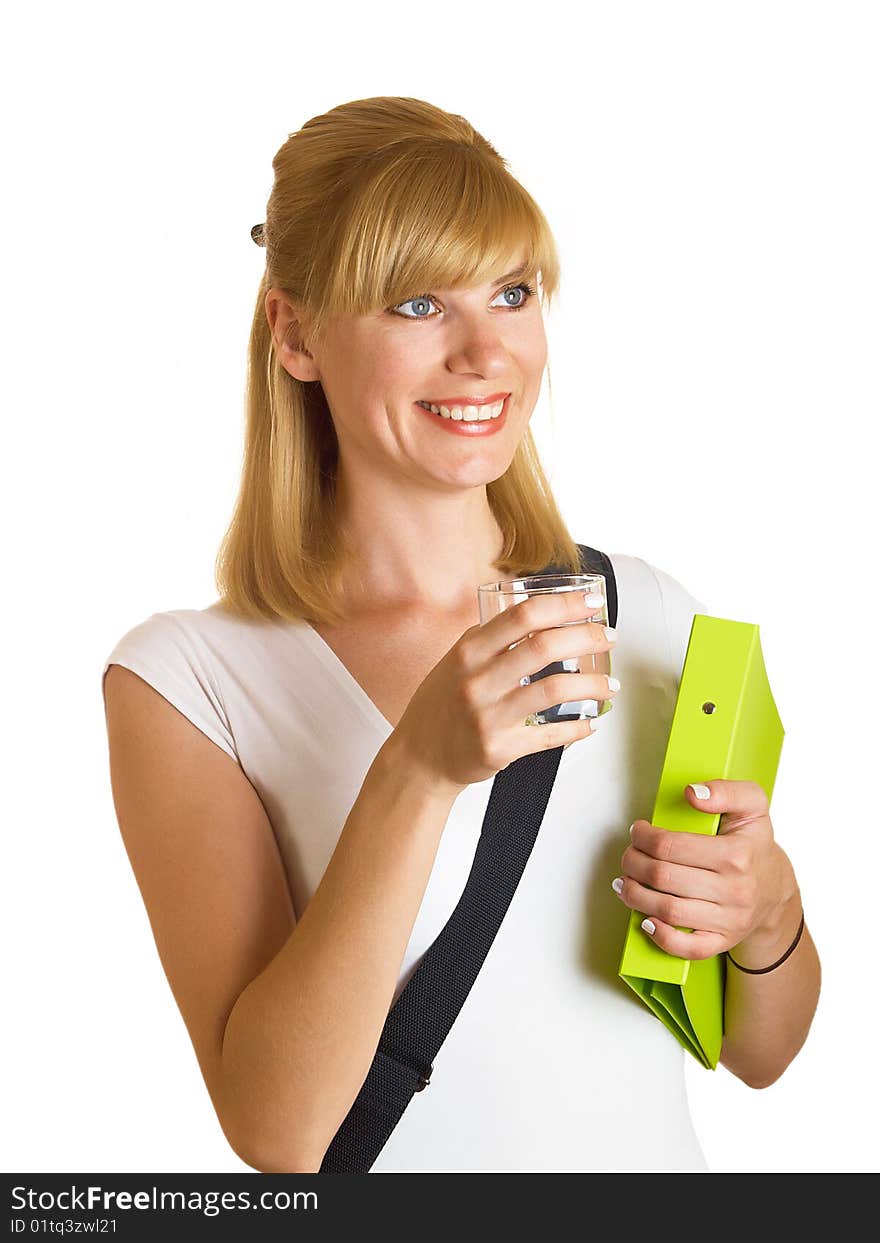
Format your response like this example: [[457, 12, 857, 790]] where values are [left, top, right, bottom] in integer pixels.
[[611, 877, 624, 895], [604, 626, 618, 642], [583, 591, 604, 607], [689, 783, 711, 800], [641, 918, 656, 935]]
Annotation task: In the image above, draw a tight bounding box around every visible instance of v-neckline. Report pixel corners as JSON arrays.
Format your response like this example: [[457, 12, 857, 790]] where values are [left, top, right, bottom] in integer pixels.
[[297, 619, 585, 770], [301, 621, 396, 736]]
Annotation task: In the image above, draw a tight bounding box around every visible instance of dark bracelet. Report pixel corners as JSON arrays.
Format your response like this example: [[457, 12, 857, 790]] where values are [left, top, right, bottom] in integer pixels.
[[726, 911, 805, 975]]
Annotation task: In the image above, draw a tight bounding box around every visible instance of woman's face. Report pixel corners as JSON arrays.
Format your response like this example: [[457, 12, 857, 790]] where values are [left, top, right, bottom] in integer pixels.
[[302, 252, 549, 491]]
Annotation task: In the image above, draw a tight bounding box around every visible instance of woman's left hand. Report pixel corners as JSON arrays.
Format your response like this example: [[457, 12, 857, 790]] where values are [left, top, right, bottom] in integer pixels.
[[611, 779, 798, 960]]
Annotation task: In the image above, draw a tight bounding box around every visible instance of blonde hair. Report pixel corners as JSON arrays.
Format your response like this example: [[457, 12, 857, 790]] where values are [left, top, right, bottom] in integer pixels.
[[214, 96, 582, 626]]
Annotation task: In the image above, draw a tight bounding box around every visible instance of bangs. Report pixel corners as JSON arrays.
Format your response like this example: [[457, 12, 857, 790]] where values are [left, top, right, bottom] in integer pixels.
[[305, 140, 559, 339]]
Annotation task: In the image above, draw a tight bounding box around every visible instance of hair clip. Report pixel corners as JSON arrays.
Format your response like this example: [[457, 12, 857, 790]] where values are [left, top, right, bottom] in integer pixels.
[[251, 222, 266, 247]]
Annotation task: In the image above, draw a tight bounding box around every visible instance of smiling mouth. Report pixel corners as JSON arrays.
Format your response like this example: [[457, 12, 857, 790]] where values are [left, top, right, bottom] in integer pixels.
[[415, 397, 507, 422]]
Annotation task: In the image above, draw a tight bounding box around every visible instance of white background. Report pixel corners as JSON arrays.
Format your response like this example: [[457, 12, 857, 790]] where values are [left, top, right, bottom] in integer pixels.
[[3, 1, 877, 1175]]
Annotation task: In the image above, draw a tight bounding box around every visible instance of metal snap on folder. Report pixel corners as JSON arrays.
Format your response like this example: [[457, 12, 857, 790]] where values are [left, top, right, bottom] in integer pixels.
[[617, 614, 785, 1069]]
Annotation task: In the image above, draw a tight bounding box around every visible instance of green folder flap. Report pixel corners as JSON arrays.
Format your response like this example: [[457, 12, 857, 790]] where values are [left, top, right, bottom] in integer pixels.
[[619, 974, 707, 1067], [617, 615, 784, 1069], [647, 980, 707, 1068]]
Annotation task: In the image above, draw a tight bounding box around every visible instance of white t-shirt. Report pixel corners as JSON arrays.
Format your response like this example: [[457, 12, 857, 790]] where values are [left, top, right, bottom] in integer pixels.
[[101, 551, 711, 1173]]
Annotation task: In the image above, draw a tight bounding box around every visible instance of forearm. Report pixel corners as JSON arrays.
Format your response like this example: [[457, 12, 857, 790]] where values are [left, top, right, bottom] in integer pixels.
[[219, 732, 459, 1171], [719, 861, 821, 1089]]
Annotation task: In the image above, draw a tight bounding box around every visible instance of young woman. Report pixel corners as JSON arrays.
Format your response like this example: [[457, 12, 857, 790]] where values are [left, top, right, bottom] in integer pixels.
[[101, 95, 820, 1174]]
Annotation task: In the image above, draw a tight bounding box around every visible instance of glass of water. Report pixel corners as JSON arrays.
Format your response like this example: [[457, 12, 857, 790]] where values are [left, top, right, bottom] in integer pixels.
[[477, 573, 614, 726]]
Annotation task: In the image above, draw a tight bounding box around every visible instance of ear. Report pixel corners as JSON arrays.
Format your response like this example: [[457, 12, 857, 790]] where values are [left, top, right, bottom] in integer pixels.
[[264, 287, 321, 383]]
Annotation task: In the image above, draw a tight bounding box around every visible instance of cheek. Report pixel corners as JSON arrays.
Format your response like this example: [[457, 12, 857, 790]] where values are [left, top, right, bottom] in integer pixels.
[[518, 323, 548, 375], [520, 347, 548, 399], [361, 351, 413, 401]]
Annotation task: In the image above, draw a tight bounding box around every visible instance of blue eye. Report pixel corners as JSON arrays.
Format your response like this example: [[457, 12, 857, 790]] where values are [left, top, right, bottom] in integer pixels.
[[390, 282, 536, 320], [395, 294, 435, 319]]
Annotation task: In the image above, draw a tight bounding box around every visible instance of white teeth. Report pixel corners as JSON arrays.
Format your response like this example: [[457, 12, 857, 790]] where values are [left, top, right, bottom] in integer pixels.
[[417, 398, 505, 421]]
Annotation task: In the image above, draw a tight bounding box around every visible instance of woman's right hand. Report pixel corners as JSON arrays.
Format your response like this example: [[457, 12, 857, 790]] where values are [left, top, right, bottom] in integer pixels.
[[392, 588, 619, 796]]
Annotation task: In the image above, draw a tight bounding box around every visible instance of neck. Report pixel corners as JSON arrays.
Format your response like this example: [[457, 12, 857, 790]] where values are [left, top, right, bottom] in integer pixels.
[[334, 482, 506, 617]]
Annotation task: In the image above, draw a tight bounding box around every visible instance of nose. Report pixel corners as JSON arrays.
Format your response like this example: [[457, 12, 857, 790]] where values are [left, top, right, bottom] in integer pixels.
[[444, 317, 512, 380]]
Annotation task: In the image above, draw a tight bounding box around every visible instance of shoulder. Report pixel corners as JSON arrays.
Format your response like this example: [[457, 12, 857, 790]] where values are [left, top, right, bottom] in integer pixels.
[[101, 604, 241, 763], [604, 551, 708, 613], [103, 600, 274, 669], [104, 606, 203, 652], [603, 551, 710, 674]]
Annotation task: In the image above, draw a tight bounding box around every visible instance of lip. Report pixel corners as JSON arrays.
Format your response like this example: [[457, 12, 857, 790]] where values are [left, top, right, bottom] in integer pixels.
[[414, 393, 510, 436], [419, 391, 510, 406]]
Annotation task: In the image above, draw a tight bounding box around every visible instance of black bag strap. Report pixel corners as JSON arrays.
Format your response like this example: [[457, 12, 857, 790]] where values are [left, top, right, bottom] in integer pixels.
[[319, 545, 617, 1172]]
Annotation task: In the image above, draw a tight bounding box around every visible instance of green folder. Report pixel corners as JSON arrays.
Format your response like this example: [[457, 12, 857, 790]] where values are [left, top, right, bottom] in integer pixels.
[[617, 614, 785, 1069]]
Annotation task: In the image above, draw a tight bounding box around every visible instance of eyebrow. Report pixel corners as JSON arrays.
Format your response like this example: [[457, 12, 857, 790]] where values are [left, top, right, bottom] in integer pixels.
[[493, 263, 531, 286]]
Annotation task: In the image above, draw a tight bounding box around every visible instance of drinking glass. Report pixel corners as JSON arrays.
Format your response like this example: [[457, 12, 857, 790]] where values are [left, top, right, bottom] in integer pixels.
[[477, 573, 613, 726]]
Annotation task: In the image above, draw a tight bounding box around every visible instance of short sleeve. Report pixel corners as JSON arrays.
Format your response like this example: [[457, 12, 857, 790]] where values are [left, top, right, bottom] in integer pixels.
[[638, 558, 710, 681], [101, 611, 240, 763]]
